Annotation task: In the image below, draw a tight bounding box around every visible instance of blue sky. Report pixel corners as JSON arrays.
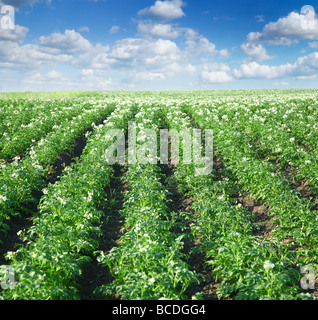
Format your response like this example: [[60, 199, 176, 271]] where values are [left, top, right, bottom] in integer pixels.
[[0, 0, 318, 91]]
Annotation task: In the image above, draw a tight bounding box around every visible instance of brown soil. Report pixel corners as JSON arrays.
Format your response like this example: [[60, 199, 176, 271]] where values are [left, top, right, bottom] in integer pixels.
[[77, 165, 128, 300], [271, 159, 318, 211], [237, 193, 274, 239], [213, 153, 275, 239], [160, 163, 219, 300]]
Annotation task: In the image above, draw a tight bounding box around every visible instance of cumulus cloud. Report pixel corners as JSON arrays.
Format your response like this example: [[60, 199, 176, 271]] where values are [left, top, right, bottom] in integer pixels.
[[0, 24, 28, 43], [30, 70, 65, 81], [138, 0, 185, 21], [109, 25, 120, 34], [0, 0, 233, 90], [201, 63, 234, 83], [233, 52, 318, 79], [241, 10, 318, 61], [261, 11, 318, 41], [135, 71, 166, 81], [108, 37, 181, 64], [233, 61, 293, 79], [0, 41, 73, 70], [38, 29, 93, 53], [0, 27, 85, 72], [183, 29, 229, 59], [241, 32, 273, 61], [137, 22, 180, 39]]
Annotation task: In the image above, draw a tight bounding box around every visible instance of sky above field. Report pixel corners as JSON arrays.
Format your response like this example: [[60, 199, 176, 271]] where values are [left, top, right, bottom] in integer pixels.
[[1, 0, 318, 91]]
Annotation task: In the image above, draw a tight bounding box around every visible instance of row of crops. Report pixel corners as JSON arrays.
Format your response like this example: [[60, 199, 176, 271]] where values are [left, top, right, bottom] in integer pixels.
[[0, 90, 317, 300]]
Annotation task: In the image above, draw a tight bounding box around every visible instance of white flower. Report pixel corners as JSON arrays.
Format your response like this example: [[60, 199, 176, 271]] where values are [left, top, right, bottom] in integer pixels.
[[289, 138, 295, 143], [263, 260, 275, 271], [58, 197, 67, 205], [0, 195, 8, 202], [84, 212, 93, 219], [305, 160, 311, 165], [87, 191, 93, 202], [6, 251, 15, 260], [149, 277, 155, 284]]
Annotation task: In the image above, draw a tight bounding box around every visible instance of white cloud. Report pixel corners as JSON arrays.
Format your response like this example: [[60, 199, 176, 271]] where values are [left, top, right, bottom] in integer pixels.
[[30, 70, 65, 81], [135, 71, 166, 81], [201, 63, 234, 84], [74, 43, 112, 70], [38, 29, 92, 53], [308, 41, 318, 48], [108, 38, 181, 64], [261, 11, 318, 41], [241, 32, 273, 61], [0, 25, 28, 43], [109, 25, 120, 34], [233, 61, 293, 79], [241, 42, 272, 62], [137, 22, 180, 39], [138, 0, 185, 21], [294, 74, 317, 80], [78, 26, 90, 33], [255, 15, 265, 23], [46, 70, 62, 79], [233, 52, 318, 79], [184, 30, 229, 59], [241, 10, 318, 61], [0, 40, 73, 70], [0, 1, 233, 90]]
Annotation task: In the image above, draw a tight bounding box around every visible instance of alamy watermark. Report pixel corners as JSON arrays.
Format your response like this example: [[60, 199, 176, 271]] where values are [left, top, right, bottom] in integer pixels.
[[300, 265, 316, 290], [300, 5, 317, 30], [0, 265, 15, 290], [0, 5, 15, 30], [103, 122, 213, 176]]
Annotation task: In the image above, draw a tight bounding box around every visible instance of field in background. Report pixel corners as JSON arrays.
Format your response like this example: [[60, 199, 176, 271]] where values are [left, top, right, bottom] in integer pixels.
[[0, 89, 317, 300]]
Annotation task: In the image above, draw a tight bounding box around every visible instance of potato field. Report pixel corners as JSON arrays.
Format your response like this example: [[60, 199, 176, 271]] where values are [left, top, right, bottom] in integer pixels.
[[0, 90, 317, 300]]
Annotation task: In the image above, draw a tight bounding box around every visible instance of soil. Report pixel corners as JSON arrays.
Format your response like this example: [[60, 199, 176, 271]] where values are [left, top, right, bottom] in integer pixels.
[[77, 165, 128, 300], [269, 159, 318, 210], [160, 163, 219, 300]]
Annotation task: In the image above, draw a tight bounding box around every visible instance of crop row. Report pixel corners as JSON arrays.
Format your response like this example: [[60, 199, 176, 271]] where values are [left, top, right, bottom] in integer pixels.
[[210, 99, 318, 196], [0, 99, 60, 138], [96, 103, 200, 300], [0, 101, 116, 236], [0, 98, 97, 161], [187, 102, 318, 261], [164, 102, 315, 300], [0, 103, 134, 299]]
